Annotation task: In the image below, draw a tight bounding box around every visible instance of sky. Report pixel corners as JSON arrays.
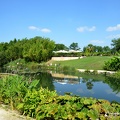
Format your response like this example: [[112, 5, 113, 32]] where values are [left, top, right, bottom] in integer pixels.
[[1, 0, 120, 49]]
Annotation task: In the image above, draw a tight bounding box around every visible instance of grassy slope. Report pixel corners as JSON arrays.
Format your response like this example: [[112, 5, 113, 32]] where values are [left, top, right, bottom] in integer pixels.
[[50, 56, 113, 70]]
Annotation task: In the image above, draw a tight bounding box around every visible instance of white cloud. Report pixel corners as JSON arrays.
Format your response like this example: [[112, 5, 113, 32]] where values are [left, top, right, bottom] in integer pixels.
[[90, 40, 104, 44], [116, 93, 120, 97], [106, 34, 120, 39], [77, 26, 96, 32], [77, 27, 85, 32], [28, 26, 51, 33], [41, 28, 51, 33], [88, 26, 96, 31], [106, 89, 120, 98], [28, 26, 39, 31], [76, 88, 84, 93], [106, 24, 120, 31]]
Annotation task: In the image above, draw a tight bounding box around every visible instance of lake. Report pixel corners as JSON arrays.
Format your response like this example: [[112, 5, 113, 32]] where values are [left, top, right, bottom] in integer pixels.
[[25, 72, 120, 103]]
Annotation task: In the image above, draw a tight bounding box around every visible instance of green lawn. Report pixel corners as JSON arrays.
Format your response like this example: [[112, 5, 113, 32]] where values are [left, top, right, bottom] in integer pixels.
[[51, 56, 113, 70]]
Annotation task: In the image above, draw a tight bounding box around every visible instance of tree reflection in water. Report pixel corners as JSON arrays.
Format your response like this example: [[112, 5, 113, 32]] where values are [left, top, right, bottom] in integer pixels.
[[24, 72, 120, 102], [105, 76, 120, 94], [25, 72, 55, 91], [25, 72, 120, 93], [86, 82, 93, 90]]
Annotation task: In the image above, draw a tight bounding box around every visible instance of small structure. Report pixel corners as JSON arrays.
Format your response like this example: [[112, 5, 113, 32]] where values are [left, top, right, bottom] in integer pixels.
[[53, 50, 82, 53], [52, 50, 82, 61]]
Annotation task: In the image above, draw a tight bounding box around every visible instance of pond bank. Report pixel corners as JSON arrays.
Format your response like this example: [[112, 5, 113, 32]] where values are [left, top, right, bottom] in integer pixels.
[[77, 69, 116, 74], [52, 56, 83, 61], [0, 105, 33, 120], [0, 73, 16, 76]]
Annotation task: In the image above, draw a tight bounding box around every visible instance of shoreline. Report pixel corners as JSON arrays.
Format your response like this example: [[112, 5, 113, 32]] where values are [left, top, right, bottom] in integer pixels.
[[0, 69, 116, 76], [77, 69, 116, 74]]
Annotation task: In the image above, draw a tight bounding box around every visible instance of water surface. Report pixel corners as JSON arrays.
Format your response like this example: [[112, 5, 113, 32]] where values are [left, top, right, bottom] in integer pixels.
[[27, 72, 120, 103]]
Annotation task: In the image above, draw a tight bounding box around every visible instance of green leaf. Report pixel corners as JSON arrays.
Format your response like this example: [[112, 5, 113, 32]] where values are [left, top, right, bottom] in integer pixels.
[[17, 103, 24, 109], [89, 104, 101, 113], [28, 80, 39, 89], [87, 109, 99, 119], [76, 112, 87, 119], [81, 97, 96, 105]]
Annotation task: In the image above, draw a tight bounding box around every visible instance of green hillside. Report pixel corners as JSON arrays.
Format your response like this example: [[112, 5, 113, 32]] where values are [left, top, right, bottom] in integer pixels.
[[50, 56, 113, 70]]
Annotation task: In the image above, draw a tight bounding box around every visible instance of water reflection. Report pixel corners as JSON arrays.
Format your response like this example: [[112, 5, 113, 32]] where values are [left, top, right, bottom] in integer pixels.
[[25, 72, 55, 91], [104, 76, 120, 94], [52, 73, 81, 85], [52, 73, 120, 103], [24, 72, 120, 103]]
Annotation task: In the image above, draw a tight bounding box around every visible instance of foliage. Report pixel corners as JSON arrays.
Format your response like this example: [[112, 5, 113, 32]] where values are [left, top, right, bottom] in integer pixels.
[[103, 57, 120, 71], [4, 58, 40, 73], [69, 42, 80, 50], [83, 44, 111, 56], [1, 37, 120, 68], [22, 36, 55, 62], [110, 71, 120, 79], [18, 90, 120, 120], [0, 75, 120, 119], [29, 72, 55, 91], [104, 71, 120, 94], [54, 43, 68, 51], [0, 36, 55, 66], [105, 75, 120, 94], [111, 38, 120, 53], [0, 51, 8, 67], [83, 44, 95, 56], [53, 52, 81, 57], [0, 75, 39, 110]]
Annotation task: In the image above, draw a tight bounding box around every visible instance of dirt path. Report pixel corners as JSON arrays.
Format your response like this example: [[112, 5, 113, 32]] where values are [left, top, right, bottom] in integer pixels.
[[0, 105, 33, 120]]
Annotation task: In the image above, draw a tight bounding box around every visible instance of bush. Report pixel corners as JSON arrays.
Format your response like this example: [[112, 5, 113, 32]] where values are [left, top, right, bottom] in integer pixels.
[[103, 57, 120, 71]]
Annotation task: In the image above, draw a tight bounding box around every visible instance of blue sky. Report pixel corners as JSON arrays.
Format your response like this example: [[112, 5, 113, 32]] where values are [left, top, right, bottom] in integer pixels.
[[1, 0, 120, 49]]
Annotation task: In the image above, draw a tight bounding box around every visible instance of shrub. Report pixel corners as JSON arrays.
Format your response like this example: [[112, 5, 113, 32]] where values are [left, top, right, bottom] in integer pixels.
[[103, 57, 120, 71], [0, 75, 39, 110]]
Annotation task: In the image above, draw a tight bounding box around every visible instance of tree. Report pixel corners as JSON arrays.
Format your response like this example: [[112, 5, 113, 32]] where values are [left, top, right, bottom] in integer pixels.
[[83, 44, 94, 56], [95, 46, 103, 53], [6, 45, 20, 61], [69, 42, 80, 50], [54, 44, 68, 51], [0, 51, 8, 67], [103, 46, 111, 52], [0, 42, 8, 52], [0, 36, 55, 66], [87, 44, 95, 53], [22, 36, 55, 62], [111, 38, 120, 52]]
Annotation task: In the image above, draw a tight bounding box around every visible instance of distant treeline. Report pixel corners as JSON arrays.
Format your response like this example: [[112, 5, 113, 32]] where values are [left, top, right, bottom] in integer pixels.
[[0, 36, 55, 66], [0, 36, 120, 66]]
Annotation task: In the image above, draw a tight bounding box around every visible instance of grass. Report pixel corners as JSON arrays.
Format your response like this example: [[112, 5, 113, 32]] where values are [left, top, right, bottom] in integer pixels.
[[49, 56, 113, 70], [4, 56, 113, 72]]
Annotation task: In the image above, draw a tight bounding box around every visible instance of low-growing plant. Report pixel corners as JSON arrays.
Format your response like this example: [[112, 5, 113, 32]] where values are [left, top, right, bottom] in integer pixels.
[[0, 75, 39, 110], [0, 75, 120, 119], [17, 87, 58, 118], [85, 69, 91, 73], [17, 88, 120, 119], [103, 57, 120, 71]]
